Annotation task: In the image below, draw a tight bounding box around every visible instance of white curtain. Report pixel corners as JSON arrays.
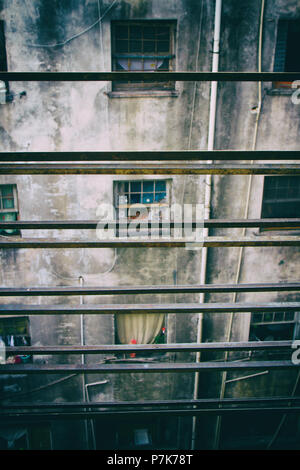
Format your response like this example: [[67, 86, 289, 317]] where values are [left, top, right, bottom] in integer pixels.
[[116, 313, 164, 344]]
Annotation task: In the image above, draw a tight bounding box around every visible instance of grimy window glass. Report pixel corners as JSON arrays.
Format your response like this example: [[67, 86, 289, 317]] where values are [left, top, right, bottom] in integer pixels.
[[273, 19, 300, 88], [0, 185, 15, 211], [261, 176, 300, 225], [249, 311, 296, 342], [0, 316, 31, 349], [111, 21, 176, 91], [115, 180, 168, 219]]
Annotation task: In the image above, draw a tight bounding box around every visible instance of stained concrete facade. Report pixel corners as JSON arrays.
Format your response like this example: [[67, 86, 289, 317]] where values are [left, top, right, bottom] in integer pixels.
[[0, 0, 299, 450]]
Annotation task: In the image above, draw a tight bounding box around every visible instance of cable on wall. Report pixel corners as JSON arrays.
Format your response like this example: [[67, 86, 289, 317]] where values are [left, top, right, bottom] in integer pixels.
[[26, 0, 118, 48]]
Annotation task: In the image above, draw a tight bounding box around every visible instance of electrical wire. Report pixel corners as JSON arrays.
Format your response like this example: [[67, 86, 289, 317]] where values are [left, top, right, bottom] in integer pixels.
[[26, 0, 118, 48]]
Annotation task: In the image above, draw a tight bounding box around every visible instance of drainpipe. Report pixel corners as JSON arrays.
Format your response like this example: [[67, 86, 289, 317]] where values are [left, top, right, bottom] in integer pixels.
[[191, 0, 222, 450], [79, 275, 90, 449], [213, 0, 265, 450]]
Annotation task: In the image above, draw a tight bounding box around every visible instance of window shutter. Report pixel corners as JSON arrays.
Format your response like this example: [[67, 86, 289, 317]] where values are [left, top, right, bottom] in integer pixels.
[[274, 20, 288, 72]]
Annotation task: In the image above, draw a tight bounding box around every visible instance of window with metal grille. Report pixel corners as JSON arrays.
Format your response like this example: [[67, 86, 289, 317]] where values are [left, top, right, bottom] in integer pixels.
[[0, 316, 31, 364], [111, 21, 176, 91], [273, 19, 300, 89], [0, 184, 19, 235], [95, 415, 181, 450], [114, 179, 170, 220], [249, 311, 298, 341], [260, 176, 300, 231], [0, 425, 52, 450]]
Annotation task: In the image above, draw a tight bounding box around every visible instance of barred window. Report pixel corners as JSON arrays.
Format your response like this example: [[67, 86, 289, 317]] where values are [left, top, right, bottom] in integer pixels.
[[250, 311, 297, 341], [0, 316, 31, 364], [261, 176, 300, 231], [273, 19, 300, 89], [111, 21, 176, 91], [114, 179, 170, 220]]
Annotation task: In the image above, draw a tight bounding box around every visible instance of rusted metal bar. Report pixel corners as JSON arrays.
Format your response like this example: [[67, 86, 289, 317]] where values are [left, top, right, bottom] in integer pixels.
[[0, 150, 300, 161], [0, 283, 299, 297], [1, 406, 300, 421], [0, 219, 300, 230], [0, 360, 297, 374], [0, 302, 299, 315], [4, 340, 293, 355], [0, 71, 300, 82], [2, 396, 300, 409], [0, 236, 299, 248], [0, 163, 299, 175], [0, 236, 300, 249]]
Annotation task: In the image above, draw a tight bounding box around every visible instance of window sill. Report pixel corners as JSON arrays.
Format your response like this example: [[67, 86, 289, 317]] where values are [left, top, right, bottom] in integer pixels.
[[106, 90, 179, 99], [0, 230, 21, 237], [259, 229, 300, 236], [266, 87, 294, 96]]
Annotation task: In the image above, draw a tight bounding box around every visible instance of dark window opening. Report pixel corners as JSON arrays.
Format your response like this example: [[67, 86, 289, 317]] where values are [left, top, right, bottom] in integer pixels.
[[0, 20, 9, 100], [273, 19, 300, 89], [220, 413, 300, 449], [250, 310, 296, 341], [111, 21, 176, 91], [249, 311, 298, 360], [95, 415, 181, 450], [0, 316, 32, 364], [0, 425, 52, 450], [261, 176, 300, 231]]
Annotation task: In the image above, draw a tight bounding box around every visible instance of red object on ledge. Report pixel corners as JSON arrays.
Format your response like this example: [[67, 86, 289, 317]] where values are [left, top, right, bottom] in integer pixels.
[[130, 339, 137, 358]]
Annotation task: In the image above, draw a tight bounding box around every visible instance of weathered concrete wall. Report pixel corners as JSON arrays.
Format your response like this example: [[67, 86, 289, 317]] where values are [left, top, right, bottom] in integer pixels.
[[0, 0, 216, 449], [0, 0, 299, 450], [197, 0, 300, 449]]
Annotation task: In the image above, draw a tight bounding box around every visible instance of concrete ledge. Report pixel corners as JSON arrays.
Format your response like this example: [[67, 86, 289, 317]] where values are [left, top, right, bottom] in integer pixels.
[[266, 87, 294, 96], [106, 90, 180, 99]]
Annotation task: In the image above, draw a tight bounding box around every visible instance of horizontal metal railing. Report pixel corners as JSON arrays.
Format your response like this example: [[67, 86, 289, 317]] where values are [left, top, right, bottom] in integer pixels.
[[0, 302, 299, 315], [1, 407, 300, 422], [0, 150, 300, 161], [3, 340, 294, 355], [0, 219, 299, 230], [0, 71, 300, 81], [2, 395, 300, 421], [0, 360, 297, 374], [0, 282, 299, 296], [0, 163, 299, 174], [3, 396, 300, 409], [0, 236, 299, 248]]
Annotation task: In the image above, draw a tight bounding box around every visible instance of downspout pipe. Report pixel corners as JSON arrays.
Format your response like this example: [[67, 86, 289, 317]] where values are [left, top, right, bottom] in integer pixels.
[[191, 0, 222, 450], [79, 275, 90, 449], [213, 0, 265, 450]]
